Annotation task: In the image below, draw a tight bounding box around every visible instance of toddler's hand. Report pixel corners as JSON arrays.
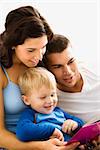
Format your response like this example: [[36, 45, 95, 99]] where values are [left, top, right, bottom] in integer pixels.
[[50, 128, 64, 142], [62, 119, 78, 134]]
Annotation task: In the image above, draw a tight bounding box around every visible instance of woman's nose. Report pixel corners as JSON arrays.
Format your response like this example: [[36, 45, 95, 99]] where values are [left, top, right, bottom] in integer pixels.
[[38, 49, 43, 61]]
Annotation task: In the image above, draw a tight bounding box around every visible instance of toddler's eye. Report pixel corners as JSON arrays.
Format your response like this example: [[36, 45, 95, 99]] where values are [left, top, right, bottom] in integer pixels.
[[51, 94, 53, 97], [51, 93, 55, 97]]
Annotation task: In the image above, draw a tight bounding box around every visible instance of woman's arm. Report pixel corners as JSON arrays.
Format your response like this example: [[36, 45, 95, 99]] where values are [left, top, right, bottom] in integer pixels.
[[0, 67, 80, 150], [0, 67, 41, 150], [0, 126, 80, 150]]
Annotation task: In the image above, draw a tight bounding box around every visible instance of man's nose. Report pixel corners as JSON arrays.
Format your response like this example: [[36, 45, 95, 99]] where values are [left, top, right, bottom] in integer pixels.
[[63, 65, 72, 75]]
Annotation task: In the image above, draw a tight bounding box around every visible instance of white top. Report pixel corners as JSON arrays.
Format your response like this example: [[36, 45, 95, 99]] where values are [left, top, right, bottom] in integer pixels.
[[57, 64, 100, 122]]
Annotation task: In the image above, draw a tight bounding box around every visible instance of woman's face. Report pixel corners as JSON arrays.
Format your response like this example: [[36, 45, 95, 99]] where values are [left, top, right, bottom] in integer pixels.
[[14, 35, 48, 67]]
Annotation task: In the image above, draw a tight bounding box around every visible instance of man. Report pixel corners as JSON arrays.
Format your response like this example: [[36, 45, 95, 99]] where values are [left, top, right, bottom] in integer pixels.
[[43, 34, 100, 149]]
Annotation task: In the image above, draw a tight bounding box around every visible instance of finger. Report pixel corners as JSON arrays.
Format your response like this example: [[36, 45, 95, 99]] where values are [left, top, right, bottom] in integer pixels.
[[72, 123, 78, 131], [79, 145, 86, 150], [66, 142, 80, 149], [58, 133, 64, 142], [67, 125, 72, 134], [92, 140, 98, 147], [62, 125, 66, 133], [67, 122, 73, 134], [50, 138, 64, 146], [62, 122, 68, 133]]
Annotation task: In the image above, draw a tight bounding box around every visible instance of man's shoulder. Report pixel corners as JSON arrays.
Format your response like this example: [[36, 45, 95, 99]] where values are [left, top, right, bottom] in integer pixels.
[[78, 62, 100, 80]]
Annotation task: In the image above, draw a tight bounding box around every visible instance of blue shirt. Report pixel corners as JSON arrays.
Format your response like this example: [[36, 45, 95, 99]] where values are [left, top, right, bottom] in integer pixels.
[[16, 107, 84, 141]]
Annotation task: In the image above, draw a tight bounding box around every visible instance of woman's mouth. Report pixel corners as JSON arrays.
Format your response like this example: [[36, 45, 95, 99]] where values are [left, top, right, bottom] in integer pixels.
[[30, 60, 39, 66]]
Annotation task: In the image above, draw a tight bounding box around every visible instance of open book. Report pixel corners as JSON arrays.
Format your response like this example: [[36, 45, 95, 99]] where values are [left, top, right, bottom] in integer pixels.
[[67, 121, 100, 145]]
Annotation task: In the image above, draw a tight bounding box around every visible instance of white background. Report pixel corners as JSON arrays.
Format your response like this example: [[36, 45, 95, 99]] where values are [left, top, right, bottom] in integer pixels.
[[0, 0, 100, 75]]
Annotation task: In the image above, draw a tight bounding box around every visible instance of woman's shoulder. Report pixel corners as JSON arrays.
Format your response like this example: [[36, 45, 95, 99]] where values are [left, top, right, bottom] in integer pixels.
[[0, 65, 8, 88]]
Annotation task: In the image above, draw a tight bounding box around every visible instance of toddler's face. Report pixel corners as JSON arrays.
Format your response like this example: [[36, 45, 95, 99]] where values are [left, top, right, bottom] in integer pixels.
[[24, 85, 58, 114]]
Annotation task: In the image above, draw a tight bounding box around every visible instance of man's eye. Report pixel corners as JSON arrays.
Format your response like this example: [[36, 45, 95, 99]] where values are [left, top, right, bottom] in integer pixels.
[[53, 65, 62, 69], [28, 50, 33, 52], [41, 96, 46, 99], [68, 58, 75, 65]]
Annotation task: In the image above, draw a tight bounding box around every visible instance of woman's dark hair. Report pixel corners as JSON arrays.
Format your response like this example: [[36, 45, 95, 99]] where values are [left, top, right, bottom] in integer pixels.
[[0, 6, 53, 68]]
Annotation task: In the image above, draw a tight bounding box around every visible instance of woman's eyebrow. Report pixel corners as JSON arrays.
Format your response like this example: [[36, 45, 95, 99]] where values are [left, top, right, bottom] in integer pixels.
[[27, 48, 36, 50], [27, 44, 47, 50]]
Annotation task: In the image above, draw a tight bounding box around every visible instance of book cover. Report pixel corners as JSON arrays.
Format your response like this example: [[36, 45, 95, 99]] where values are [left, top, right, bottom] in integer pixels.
[[67, 121, 100, 144]]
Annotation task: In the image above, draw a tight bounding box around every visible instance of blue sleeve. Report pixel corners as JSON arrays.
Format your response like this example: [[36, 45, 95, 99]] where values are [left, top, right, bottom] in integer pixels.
[[56, 107, 85, 128], [16, 108, 55, 141]]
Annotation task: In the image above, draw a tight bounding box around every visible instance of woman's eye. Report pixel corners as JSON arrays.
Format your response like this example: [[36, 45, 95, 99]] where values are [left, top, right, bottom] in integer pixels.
[[28, 50, 35, 52], [27, 48, 36, 53]]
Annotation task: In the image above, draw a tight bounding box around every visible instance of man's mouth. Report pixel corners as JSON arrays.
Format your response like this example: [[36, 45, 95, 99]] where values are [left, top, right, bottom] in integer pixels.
[[63, 76, 73, 83]]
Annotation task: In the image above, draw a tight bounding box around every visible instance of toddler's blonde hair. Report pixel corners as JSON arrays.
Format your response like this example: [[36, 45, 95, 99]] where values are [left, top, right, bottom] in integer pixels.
[[18, 67, 56, 95]]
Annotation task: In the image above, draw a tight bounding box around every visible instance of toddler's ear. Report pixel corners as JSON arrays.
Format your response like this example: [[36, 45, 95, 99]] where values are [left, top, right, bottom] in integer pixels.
[[22, 95, 30, 105]]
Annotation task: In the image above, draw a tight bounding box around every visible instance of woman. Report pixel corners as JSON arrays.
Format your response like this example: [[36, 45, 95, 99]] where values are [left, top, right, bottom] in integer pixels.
[[0, 6, 79, 149]]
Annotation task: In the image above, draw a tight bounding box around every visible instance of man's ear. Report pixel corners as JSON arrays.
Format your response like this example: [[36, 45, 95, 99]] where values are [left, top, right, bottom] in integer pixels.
[[22, 95, 30, 105]]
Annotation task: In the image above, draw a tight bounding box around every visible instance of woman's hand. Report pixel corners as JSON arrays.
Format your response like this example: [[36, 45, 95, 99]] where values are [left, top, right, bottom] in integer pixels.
[[42, 138, 80, 150], [78, 135, 100, 150]]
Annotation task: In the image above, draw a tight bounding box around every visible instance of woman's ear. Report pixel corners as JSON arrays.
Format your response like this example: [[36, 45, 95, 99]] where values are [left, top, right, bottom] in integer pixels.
[[22, 95, 30, 105]]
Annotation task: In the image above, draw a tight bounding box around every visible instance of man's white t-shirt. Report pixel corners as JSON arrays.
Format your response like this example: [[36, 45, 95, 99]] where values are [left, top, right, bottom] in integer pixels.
[[57, 65, 100, 122]]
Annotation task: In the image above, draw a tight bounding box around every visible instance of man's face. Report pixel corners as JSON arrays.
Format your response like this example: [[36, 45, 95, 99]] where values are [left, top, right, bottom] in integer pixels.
[[46, 47, 81, 92]]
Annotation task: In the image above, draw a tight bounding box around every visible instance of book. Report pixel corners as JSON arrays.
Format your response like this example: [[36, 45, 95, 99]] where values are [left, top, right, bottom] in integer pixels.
[[67, 121, 100, 145]]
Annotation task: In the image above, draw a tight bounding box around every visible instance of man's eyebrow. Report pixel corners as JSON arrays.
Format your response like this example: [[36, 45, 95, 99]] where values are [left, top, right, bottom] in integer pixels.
[[51, 57, 75, 67], [68, 57, 75, 62], [51, 64, 62, 67], [42, 44, 47, 49]]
